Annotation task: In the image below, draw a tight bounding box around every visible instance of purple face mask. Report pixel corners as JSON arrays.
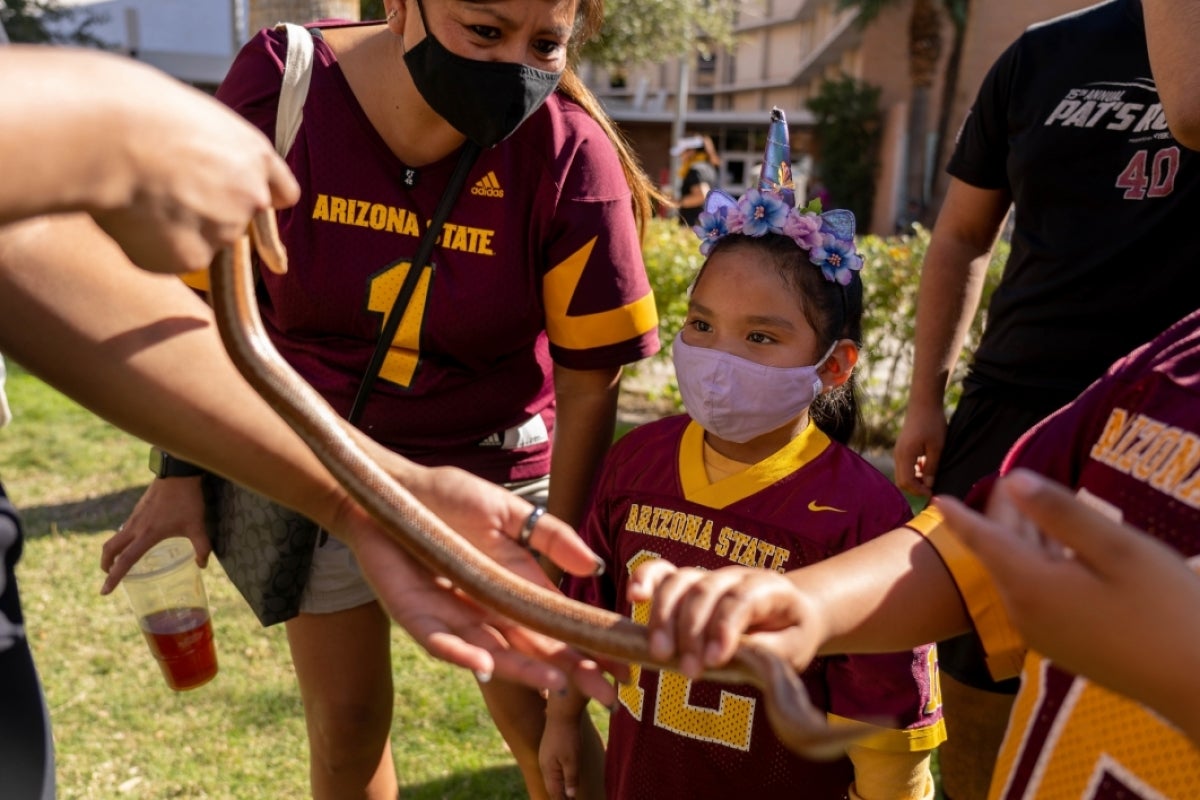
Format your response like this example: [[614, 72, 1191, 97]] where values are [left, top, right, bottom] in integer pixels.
[[671, 333, 836, 444]]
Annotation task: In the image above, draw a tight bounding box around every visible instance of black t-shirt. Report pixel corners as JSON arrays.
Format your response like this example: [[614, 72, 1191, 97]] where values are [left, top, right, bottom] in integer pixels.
[[0, 486, 54, 799], [678, 161, 719, 226], [949, 0, 1200, 394], [680, 161, 718, 197]]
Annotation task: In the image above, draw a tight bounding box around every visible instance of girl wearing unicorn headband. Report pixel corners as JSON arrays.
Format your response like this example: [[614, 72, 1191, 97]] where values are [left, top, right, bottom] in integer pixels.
[[541, 110, 944, 800]]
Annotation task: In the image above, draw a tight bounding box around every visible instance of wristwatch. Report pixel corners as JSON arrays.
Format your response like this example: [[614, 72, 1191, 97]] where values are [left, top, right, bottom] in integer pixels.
[[148, 446, 206, 479]]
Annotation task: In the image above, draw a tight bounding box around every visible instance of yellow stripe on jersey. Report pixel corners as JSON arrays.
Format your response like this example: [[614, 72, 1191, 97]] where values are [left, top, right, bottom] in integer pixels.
[[180, 268, 210, 293], [829, 712, 947, 753], [679, 419, 830, 509], [908, 507, 1025, 681], [542, 237, 659, 350]]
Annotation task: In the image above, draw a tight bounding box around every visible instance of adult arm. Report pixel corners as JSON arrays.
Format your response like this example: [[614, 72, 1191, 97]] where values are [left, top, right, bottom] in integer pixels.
[[934, 469, 1200, 745], [0, 214, 614, 702], [892, 178, 1010, 495], [1143, 0, 1200, 150], [0, 46, 298, 272]]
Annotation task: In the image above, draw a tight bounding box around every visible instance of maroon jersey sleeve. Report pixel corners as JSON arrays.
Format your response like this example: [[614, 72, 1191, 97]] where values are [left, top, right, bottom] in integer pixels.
[[535, 101, 660, 371]]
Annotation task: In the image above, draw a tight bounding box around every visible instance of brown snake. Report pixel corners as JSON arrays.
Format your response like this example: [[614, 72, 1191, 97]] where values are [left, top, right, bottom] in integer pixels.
[[208, 211, 866, 759]]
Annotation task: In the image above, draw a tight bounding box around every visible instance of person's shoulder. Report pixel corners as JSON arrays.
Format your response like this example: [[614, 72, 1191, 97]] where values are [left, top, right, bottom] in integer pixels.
[[508, 92, 629, 197], [1114, 309, 1200, 391], [818, 441, 911, 514], [834, 444, 904, 487], [521, 94, 617, 161], [218, 26, 291, 113], [543, 92, 607, 138], [233, 24, 288, 70], [244, 19, 376, 68], [1021, 0, 1132, 45], [595, 415, 689, 489], [222, 21, 346, 91], [976, 0, 1132, 97]]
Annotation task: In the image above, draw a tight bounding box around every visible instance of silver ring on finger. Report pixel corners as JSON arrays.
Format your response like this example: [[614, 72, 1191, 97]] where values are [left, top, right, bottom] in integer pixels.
[[519, 505, 546, 548]]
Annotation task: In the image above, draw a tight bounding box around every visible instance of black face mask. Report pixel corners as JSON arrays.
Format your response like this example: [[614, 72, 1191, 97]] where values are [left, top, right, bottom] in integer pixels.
[[403, 1, 563, 148]]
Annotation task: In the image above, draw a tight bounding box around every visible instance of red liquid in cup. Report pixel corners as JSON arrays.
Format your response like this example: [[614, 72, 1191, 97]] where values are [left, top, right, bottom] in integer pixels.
[[140, 607, 218, 691]]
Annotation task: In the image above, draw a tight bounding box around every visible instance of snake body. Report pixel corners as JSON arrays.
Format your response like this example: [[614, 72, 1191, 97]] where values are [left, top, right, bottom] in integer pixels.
[[208, 214, 864, 759]]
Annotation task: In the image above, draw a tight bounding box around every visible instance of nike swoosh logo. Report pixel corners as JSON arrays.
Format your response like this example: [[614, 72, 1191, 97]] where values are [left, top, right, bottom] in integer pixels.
[[808, 500, 846, 513]]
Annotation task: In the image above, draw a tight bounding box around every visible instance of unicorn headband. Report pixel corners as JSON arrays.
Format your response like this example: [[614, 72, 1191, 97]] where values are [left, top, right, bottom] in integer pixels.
[[691, 108, 863, 286]]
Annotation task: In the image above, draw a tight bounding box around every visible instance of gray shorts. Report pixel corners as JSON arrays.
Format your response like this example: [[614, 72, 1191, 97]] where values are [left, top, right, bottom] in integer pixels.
[[298, 475, 550, 615]]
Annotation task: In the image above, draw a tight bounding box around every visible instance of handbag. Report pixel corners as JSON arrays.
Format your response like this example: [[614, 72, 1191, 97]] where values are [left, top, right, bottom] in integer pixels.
[[207, 23, 318, 627], [207, 475, 319, 626]]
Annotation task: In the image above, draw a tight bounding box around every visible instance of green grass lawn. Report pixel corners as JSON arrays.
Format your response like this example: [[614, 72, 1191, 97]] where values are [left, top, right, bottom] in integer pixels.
[[0, 362, 609, 799]]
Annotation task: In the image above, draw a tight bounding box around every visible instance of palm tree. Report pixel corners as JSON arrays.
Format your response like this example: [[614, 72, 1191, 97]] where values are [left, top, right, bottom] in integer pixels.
[[929, 0, 970, 212], [839, 0, 970, 225]]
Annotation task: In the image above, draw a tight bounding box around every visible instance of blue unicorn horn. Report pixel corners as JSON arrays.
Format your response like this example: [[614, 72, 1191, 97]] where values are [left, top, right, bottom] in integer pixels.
[[757, 107, 795, 208]]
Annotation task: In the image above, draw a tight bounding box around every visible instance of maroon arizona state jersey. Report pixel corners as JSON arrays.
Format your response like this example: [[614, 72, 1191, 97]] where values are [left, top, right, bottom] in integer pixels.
[[215, 23, 659, 482], [913, 310, 1200, 798], [568, 416, 945, 799]]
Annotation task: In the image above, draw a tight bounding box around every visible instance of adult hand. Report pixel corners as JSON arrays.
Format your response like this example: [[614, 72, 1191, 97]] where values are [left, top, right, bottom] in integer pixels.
[[893, 400, 947, 496], [628, 561, 824, 680], [88, 60, 300, 274], [99, 477, 211, 595], [337, 460, 616, 705], [2, 48, 299, 273], [933, 468, 1200, 742]]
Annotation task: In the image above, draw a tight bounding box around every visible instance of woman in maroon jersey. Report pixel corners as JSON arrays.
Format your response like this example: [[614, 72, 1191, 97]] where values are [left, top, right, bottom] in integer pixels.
[[101, 1, 662, 798]]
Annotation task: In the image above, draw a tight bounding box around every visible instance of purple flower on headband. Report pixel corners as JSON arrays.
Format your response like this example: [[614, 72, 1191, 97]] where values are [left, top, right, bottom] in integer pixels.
[[694, 206, 733, 256], [737, 189, 790, 237], [781, 211, 822, 250], [809, 232, 863, 286]]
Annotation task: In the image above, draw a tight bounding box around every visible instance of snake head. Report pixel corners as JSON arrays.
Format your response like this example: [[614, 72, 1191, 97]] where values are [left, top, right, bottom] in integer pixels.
[[250, 210, 288, 275]]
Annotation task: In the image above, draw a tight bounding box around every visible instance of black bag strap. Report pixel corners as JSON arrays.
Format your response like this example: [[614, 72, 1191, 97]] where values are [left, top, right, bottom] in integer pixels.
[[347, 142, 483, 424]]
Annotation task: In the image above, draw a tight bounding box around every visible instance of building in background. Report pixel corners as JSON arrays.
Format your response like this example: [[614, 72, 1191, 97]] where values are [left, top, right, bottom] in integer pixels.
[[53, 0, 359, 90], [47, 0, 1099, 232], [583, 0, 1092, 233]]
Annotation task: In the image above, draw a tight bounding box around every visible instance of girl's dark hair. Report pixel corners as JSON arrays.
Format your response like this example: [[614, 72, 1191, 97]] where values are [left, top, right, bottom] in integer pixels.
[[704, 233, 865, 445]]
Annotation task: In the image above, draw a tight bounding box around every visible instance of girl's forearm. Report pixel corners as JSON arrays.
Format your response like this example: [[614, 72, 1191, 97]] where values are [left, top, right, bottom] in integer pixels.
[[793, 529, 971, 656]]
